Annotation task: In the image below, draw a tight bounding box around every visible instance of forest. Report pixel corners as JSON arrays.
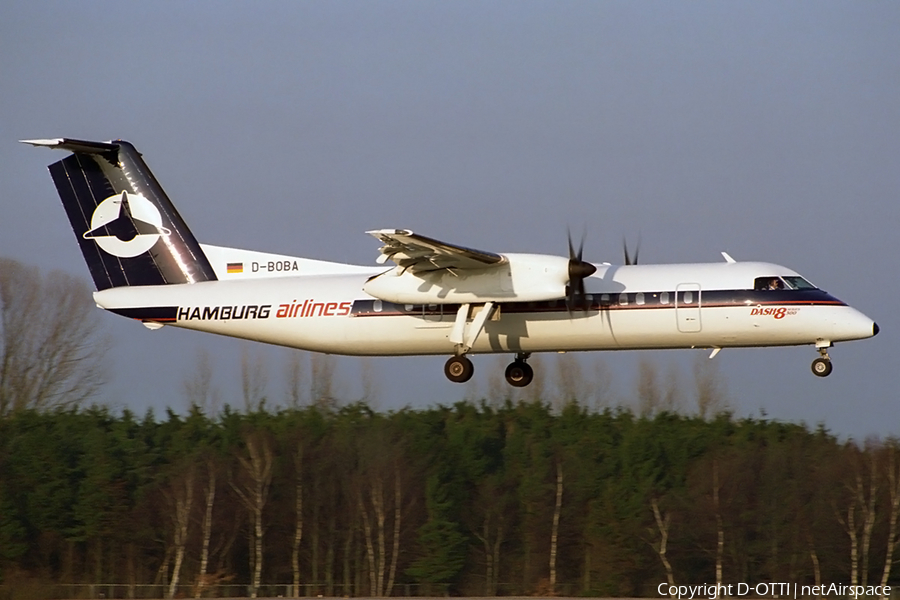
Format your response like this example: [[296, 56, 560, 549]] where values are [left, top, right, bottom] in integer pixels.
[[3, 401, 900, 598], [2, 257, 899, 598]]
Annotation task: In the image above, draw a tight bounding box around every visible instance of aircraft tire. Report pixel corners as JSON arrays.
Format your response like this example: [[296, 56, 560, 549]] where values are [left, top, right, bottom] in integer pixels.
[[505, 361, 534, 387], [445, 356, 474, 383], [811, 357, 833, 377]]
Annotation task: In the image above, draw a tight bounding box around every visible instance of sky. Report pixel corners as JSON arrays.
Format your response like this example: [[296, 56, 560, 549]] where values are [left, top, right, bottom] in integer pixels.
[[1, 1, 897, 439]]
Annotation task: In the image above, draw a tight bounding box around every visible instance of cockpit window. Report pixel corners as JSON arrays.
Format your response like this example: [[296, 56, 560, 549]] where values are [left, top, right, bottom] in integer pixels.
[[754, 277, 785, 291], [754, 276, 817, 291], [782, 276, 816, 290]]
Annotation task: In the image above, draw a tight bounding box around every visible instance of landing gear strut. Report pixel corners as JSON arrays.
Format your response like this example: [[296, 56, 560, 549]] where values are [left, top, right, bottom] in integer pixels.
[[811, 345, 833, 378], [445, 355, 474, 383], [505, 353, 534, 387]]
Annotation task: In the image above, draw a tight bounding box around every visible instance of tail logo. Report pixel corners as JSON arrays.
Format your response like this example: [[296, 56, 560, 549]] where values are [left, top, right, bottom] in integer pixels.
[[83, 191, 171, 258]]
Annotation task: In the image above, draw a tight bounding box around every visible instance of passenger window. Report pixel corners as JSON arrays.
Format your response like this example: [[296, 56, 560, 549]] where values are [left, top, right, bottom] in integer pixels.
[[600, 294, 610, 306], [373, 300, 383, 313], [619, 293, 628, 306], [636, 292, 645, 306], [683, 291, 693, 304], [660, 292, 669, 305]]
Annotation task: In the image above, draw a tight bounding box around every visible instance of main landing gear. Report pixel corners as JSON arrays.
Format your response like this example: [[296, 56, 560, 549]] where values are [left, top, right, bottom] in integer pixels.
[[505, 354, 534, 387], [444, 355, 475, 383], [444, 353, 535, 387], [811, 343, 833, 378], [443, 303, 535, 386]]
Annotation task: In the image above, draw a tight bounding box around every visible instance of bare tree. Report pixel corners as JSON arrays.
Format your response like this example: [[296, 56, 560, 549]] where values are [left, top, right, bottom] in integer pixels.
[[359, 357, 381, 408], [180, 351, 222, 597], [521, 354, 546, 404], [357, 434, 404, 597], [879, 440, 900, 596], [471, 479, 507, 595], [549, 461, 564, 594], [662, 362, 683, 413], [230, 429, 274, 598], [651, 497, 676, 595], [285, 351, 307, 408], [693, 354, 728, 419], [164, 465, 196, 599], [291, 442, 304, 598], [485, 355, 510, 405], [837, 443, 878, 586], [637, 356, 662, 416], [554, 353, 586, 410], [194, 461, 217, 599], [241, 346, 268, 411], [587, 357, 615, 411], [183, 348, 220, 414], [0, 258, 106, 416], [712, 460, 724, 587], [310, 353, 339, 410], [858, 444, 879, 585]]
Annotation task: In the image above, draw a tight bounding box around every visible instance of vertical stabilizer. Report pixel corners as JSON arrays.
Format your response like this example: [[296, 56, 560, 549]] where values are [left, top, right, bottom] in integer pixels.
[[23, 138, 217, 290]]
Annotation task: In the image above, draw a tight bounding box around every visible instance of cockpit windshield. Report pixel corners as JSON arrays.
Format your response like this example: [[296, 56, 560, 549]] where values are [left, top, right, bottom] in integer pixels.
[[754, 276, 817, 291], [782, 276, 816, 290]]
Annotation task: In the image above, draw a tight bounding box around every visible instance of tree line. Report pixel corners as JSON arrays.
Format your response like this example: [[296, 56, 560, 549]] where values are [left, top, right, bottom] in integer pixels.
[[2, 257, 898, 597], [3, 401, 900, 597]]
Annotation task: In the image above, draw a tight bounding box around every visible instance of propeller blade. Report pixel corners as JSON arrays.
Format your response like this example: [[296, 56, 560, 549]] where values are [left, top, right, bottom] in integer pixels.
[[623, 236, 641, 265], [566, 228, 596, 314]]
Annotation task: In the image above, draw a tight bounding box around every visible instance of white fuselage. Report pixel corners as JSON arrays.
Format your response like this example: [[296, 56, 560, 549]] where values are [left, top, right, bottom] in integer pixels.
[[93, 258, 876, 357]]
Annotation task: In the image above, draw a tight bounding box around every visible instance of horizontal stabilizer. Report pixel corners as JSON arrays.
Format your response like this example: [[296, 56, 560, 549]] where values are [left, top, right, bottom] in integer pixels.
[[21, 138, 120, 154]]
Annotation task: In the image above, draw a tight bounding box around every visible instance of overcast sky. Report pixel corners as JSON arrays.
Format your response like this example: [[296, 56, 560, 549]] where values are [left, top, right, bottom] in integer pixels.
[[2, 2, 897, 438]]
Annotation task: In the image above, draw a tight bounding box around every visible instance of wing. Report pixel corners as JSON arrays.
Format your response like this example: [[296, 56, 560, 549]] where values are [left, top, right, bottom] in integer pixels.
[[367, 229, 507, 273]]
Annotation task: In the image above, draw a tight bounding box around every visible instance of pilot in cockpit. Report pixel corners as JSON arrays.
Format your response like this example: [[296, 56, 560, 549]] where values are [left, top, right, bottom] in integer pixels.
[[755, 277, 784, 291]]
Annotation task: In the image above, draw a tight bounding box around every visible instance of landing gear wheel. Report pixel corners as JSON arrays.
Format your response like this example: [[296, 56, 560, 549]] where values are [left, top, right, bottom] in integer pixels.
[[445, 356, 474, 383], [811, 357, 833, 378], [505, 361, 534, 387]]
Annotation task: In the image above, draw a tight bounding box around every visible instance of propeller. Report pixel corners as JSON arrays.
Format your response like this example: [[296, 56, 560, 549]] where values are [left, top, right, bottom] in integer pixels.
[[623, 235, 641, 266], [566, 229, 597, 313]]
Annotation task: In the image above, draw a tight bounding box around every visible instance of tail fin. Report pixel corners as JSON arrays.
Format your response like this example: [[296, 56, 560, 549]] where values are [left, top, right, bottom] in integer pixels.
[[22, 138, 217, 290]]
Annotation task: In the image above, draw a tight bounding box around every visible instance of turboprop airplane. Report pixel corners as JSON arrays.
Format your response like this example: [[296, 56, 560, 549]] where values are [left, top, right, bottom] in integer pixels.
[[24, 138, 878, 386]]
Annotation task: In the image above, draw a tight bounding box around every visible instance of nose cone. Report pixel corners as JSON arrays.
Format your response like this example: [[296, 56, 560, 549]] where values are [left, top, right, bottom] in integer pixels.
[[832, 307, 879, 342]]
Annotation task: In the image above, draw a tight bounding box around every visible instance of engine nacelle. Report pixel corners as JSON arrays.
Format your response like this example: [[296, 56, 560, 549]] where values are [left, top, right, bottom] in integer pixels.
[[363, 253, 573, 304]]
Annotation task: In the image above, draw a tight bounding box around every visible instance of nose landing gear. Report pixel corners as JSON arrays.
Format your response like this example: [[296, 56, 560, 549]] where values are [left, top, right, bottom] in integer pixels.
[[811, 343, 833, 378], [811, 357, 832, 377]]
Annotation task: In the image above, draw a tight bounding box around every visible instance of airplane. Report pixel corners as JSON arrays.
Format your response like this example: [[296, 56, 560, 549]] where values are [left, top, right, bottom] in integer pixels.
[[24, 137, 878, 387]]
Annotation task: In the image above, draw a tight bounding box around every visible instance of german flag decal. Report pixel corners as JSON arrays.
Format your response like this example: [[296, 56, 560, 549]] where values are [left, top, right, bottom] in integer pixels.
[[226, 262, 243, 274]]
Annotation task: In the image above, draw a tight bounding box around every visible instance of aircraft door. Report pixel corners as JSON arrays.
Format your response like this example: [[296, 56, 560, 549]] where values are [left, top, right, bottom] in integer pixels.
[[676, 283, 702, 333]]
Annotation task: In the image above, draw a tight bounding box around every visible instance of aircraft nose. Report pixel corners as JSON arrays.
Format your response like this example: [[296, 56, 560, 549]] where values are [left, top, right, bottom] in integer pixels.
[[874, 322, 880, 337]]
